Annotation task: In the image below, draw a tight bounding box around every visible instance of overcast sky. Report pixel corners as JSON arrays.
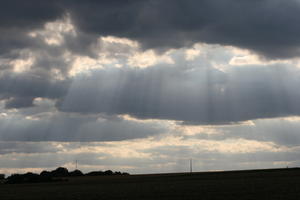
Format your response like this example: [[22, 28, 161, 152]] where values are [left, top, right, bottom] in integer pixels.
[[1, 0, 300, 175]]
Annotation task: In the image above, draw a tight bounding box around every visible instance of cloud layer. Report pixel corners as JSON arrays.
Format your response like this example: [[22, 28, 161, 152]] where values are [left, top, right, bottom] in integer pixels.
[[2, 0, 300, 58], [1, 0, 300, 174]]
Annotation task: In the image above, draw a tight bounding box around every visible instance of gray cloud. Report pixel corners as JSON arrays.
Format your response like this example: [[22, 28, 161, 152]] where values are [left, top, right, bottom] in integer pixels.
[[189, 118, 300, 147], [5, 97, 35, 109], [63, 0, 300, 58], [0, 142, 61, 155], [1, 44, 300, 125], [2, 0, 300, 58], [0, 112, 167, 142], [0, 71, 69, 108], [0, 0, 63, 55], [57, 64, 300, 124]]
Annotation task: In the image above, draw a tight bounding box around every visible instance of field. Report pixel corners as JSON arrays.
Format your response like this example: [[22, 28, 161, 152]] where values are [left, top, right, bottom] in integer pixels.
[[1, 168, 300, 200]]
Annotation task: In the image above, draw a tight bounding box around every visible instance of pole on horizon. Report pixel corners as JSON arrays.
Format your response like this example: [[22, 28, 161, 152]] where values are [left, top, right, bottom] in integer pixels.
[[190, 159, 192, 173], [75, 160, 78, 170]]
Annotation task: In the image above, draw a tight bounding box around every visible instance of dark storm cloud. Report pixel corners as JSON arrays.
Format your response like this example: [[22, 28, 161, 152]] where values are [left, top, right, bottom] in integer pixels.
[[0, 71, 69, 108], [0, 1, 62, 28], [57, 64, 300, 124], [62, 0, 300, 58], [2, 0, 300, 58], [0, 0, 63, 54]]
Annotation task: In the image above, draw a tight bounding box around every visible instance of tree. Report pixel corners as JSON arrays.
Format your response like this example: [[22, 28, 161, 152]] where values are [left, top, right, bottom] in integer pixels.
[[0, 174, 5, 180], [50, 167, 69, 177]]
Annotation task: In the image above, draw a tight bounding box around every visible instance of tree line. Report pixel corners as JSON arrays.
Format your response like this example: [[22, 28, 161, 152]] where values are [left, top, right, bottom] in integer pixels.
[[0, 167, 129, 184]]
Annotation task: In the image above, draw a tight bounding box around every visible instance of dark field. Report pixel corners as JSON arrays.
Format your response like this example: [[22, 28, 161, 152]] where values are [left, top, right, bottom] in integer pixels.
[[1, 168, 300, 200]]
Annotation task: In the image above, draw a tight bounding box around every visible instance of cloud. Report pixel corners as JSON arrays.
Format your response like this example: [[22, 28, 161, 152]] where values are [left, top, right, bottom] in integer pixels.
[[1, 135, 299, 175], [1, 37, 300, 125], [57, 63, 300, 124], [190, 117, 300, 147], [2, 0, 300, 59], [1, 1, 300, 174], [0, 142, 61, 155], [64, 0, 300, 59], [0, 110, 168, 142], [0, 71, 69, 108], [0, 0, 63, 55]]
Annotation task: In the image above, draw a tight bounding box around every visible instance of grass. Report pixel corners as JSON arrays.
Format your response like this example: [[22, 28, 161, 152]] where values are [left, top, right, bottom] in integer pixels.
[[1, 168, 300, 199]]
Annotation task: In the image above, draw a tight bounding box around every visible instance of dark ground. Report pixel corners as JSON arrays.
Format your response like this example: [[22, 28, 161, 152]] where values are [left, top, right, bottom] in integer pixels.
[[1, 168, 300, 200]]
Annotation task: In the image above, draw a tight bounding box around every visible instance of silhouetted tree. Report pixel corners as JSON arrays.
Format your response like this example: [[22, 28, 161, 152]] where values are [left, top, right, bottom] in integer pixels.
[[104, 170, 113, 175], [115, 171, 122, 175], [0, 174, 4, 180], [69, 169, 84, 177], [23, 172, 41, 183], [86, 171, 105, 176], [5, 174, 23, 184], [5, 167, 129, 184], [40, 170, 51, 177], [50, 167, 69, 177], [85, 170, 129, 176]]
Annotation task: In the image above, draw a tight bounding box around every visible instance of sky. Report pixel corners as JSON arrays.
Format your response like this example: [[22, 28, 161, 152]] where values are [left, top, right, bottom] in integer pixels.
[[1, 0, 300, 175]]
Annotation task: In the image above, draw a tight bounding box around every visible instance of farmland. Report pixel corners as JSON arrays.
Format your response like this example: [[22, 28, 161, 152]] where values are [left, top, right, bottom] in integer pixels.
[[1, 168, 300, 200]]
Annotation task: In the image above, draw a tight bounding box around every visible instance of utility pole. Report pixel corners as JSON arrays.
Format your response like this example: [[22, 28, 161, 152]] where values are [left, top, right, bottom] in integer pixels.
[[190, 159, 193, 173], [75, 160, 78, 170]]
